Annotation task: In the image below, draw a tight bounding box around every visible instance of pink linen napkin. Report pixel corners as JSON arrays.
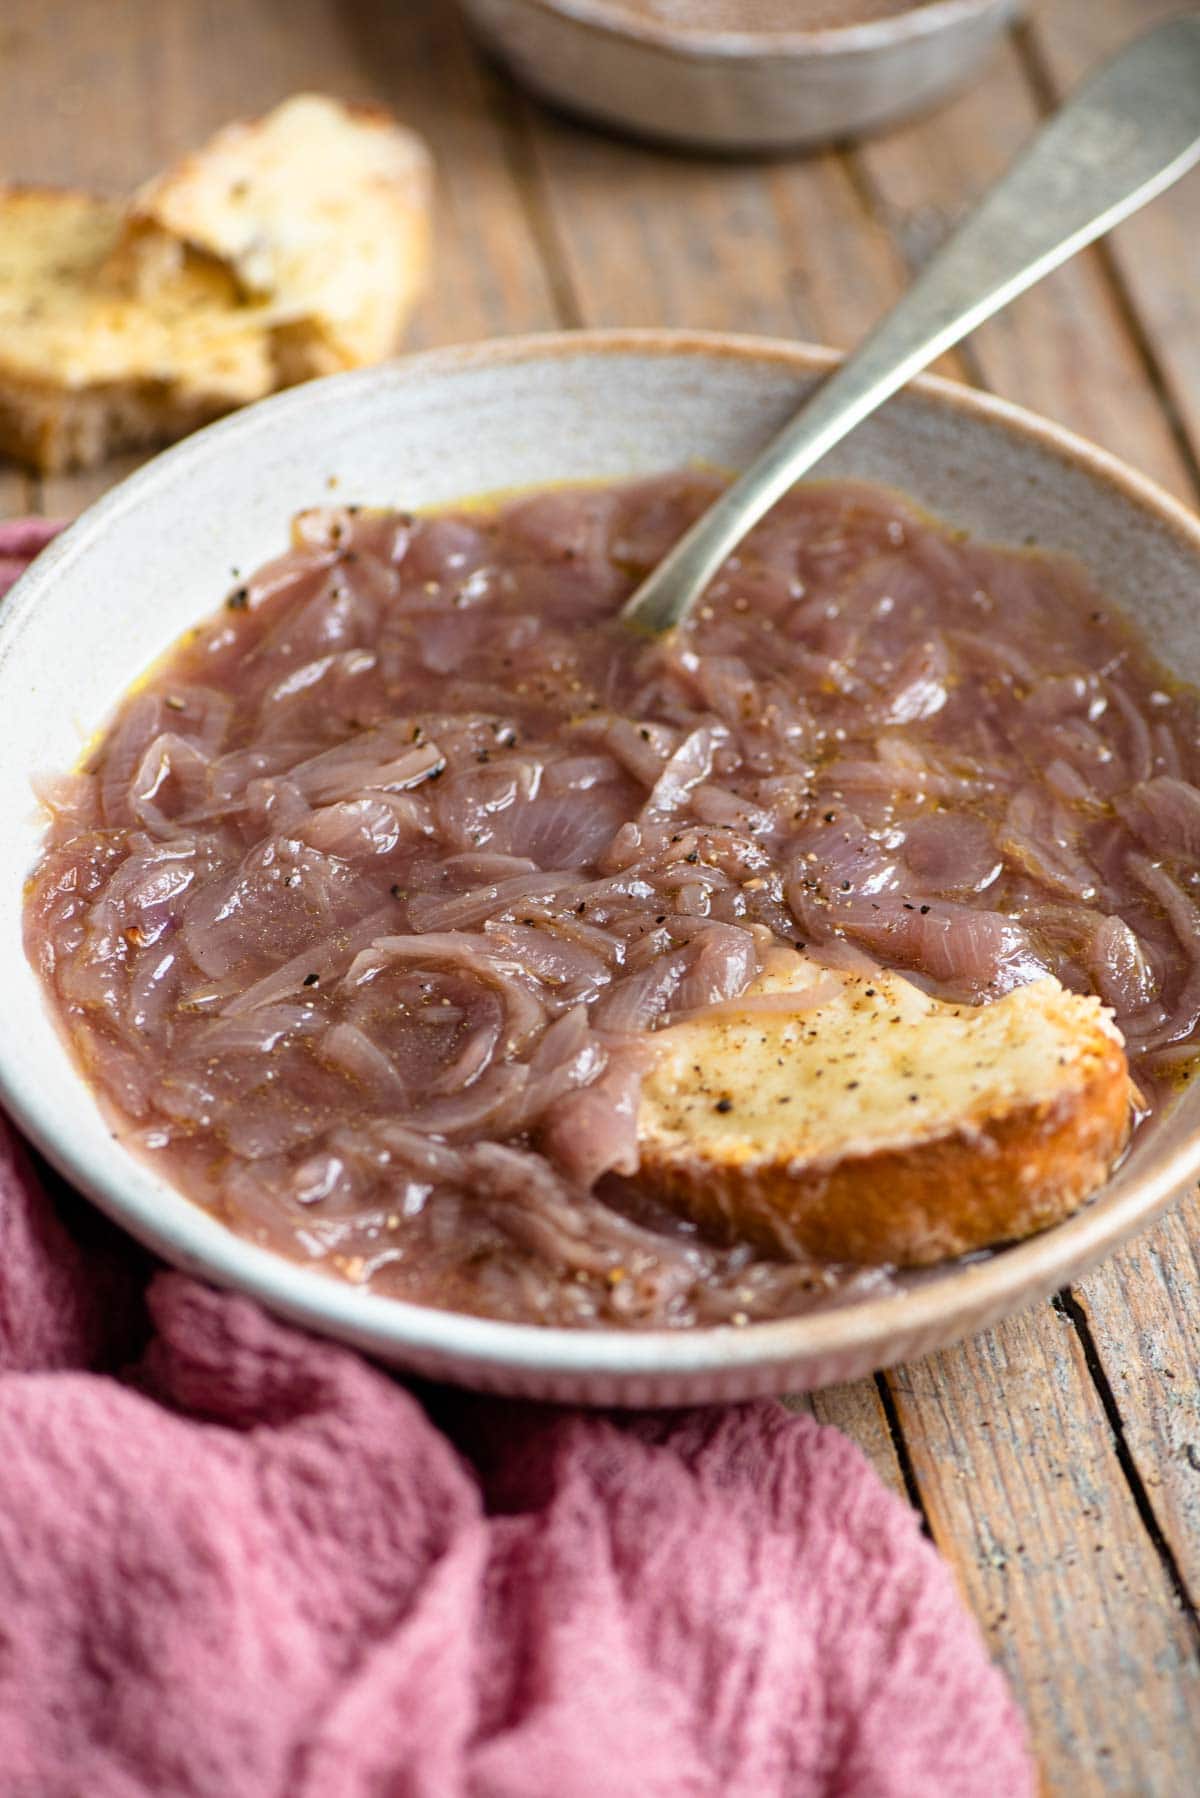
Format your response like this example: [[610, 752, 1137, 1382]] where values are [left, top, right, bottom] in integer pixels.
[[0, 520, 1034, 1798]]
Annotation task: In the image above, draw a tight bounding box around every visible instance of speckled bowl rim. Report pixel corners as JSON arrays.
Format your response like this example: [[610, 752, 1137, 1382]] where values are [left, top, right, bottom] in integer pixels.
[[518, 0, 1015, 58], [3, 326, 1199, 1395]]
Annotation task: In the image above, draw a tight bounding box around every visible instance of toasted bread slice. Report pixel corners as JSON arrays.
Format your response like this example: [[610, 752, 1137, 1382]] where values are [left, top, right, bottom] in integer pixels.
[[636, 957, 1133, 1266], [115, 94, 432, 379], [0, 186, 273, 473]]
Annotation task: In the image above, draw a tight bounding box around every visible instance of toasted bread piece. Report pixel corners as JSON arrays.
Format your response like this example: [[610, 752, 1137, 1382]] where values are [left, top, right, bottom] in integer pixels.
[[0, 187, 273, 472], [636, 958, 1133, 1266], [115, 94, 432, 379]]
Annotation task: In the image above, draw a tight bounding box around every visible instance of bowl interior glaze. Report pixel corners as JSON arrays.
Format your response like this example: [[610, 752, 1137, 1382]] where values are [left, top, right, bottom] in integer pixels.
[[2, 330, 1198, 1405]]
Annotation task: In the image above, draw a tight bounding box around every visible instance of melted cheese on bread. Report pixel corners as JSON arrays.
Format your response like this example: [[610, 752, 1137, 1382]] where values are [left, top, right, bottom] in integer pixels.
[[637, 958, 1133, 1266]]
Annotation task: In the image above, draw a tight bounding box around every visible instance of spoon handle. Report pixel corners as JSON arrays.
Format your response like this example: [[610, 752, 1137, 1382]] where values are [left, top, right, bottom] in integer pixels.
[[621, 13, 1200, 636]]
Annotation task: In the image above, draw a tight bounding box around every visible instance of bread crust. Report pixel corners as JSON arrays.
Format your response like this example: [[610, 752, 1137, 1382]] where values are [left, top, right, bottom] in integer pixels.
[[0, 371, 235, 477], [640, 1031, 1130, 1265], [636, 962, 1135, 1266]]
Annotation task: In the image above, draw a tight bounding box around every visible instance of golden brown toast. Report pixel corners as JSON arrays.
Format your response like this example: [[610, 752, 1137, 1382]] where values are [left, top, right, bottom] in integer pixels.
[[636, 956, 1133, 1266]]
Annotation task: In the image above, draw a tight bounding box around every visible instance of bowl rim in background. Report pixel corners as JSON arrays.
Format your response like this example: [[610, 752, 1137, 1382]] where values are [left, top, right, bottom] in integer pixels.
[[514, 0, 1016, 60]]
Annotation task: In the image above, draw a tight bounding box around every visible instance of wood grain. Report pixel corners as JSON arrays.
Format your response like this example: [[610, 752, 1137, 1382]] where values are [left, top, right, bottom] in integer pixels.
[[1072, 1197, 1200, 1595], [1024, 0, 1200, 482], [522, 106, 908, 349], [810, 1379, 913, 1506]]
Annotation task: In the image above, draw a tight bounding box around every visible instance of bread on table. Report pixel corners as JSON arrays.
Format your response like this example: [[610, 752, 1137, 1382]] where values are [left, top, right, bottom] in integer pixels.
[[0, 96, 432, 474]]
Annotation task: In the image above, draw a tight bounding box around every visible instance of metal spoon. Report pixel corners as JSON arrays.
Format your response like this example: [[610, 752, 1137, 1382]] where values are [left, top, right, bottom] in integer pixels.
[[621, 13, 1200, 637]]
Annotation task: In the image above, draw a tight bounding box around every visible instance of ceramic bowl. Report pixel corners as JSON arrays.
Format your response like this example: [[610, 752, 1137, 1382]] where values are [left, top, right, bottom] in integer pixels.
[[3, 329, 1199, 1405], [458, 0, 1020, 153]]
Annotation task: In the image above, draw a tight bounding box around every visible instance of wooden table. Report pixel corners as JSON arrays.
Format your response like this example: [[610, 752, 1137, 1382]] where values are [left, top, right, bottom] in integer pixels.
[[3, 2, 1199, 1788]]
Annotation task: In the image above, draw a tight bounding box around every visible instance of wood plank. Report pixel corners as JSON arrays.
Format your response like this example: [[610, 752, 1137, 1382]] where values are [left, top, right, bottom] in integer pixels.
[[335, 3, 562, 349], [0, 0, 559, 516], [1072, 1193, 1200, 1593], [1024, 0, 1200, 480], [39, 453, 148, 524], [521, 99, 910, 349], [889, 1308, 1200, 1794], [851, 29, 1197, 504]]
